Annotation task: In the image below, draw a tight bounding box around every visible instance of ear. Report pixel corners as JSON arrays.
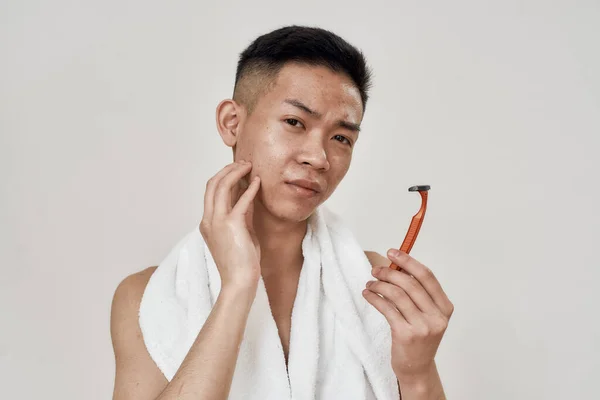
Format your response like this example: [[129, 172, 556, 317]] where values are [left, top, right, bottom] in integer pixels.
[[215, 99, 245, 148]]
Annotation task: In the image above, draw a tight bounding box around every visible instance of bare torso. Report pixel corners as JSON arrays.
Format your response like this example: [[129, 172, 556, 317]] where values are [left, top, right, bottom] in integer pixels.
[[111, 251, 387, 399], [261, 251, 384, 369], [261, 265, 302, 369], [143, 251, 384, 370]]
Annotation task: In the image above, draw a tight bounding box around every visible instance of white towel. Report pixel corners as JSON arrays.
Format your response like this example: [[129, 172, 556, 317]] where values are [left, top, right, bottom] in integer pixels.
[[139, 204, 399, 399]]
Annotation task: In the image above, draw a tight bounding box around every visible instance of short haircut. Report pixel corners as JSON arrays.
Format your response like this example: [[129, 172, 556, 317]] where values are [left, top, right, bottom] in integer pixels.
[[233, 25, 373, 115]]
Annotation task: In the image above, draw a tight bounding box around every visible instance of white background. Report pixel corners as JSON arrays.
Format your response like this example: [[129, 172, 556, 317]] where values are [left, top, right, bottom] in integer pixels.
[[1, 1, 599, 399]]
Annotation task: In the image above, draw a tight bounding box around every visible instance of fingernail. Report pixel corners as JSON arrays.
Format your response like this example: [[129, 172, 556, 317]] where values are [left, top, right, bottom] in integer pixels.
[[388, 249, 400, 257]]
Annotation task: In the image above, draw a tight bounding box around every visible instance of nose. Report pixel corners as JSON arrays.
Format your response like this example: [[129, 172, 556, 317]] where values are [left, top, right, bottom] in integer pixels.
[[297, 142, 330, 171]]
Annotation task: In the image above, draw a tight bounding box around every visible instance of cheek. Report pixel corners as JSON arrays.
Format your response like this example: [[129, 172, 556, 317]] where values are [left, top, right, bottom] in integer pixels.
[[249, 133, 290, 179], [330, 153, 351, 174], [266, 138, 290, 158], [331, 159, 351, 185]]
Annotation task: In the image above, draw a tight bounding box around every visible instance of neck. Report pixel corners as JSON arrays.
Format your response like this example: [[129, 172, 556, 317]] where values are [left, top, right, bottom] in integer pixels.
[[252, 200, 308, 279]]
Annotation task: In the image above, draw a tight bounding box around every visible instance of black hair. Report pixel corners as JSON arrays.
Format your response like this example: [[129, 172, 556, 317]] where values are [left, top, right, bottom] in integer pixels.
[[233, 25, 373, 113]]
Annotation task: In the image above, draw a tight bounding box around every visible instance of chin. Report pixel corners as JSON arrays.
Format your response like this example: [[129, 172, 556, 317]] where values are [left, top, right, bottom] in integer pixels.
[[261, 194, 321, 223], [274, 202, 317, 222]]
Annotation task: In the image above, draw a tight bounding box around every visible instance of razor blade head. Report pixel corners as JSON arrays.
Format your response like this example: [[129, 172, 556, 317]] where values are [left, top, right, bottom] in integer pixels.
[[408, 185, 431, 192]]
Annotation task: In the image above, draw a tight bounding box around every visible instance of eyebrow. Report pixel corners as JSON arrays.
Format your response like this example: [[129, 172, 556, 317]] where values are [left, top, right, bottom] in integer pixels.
[[283, 98, 361, 133]]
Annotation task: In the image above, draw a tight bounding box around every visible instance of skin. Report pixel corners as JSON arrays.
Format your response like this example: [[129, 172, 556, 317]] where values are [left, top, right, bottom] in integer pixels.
[[215, 62, 363, 277], [110, 62, 452, 400]]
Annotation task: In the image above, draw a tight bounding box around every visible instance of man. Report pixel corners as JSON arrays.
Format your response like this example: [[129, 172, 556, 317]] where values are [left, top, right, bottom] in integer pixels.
[[110, 25, 453, 399]]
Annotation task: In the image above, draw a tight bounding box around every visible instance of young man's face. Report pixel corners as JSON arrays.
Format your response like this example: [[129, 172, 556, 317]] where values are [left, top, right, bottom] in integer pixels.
[[234, 62, 364, 222]]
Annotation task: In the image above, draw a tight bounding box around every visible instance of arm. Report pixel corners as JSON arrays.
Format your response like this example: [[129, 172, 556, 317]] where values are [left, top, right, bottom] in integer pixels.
[[110, 267, 168, 400], [111, 161, 263, 399], [397, 363, 446, 400], [156, 284, 256, 399], [110, 267, 257, 400]]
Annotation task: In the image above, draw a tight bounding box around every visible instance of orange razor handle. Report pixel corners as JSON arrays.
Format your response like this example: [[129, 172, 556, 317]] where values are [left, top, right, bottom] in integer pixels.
[[389, 185, 430, 271]]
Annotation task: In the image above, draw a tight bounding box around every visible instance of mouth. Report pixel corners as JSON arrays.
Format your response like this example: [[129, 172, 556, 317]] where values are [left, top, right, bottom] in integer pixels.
[[286, 183, 319, 197], [285, 179, 323, 194]]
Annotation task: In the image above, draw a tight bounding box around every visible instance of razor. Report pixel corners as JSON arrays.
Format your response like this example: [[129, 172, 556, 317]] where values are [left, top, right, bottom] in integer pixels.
[[389, 185, 431, 271]]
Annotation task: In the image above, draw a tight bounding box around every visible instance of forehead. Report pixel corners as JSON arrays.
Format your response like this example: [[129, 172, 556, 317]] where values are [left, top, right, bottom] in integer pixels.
[[261, 63, 363, 120]]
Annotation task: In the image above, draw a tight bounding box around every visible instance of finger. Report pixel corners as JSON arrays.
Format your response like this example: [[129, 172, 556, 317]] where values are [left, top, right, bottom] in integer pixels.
[[371, 267, 440, 316], [203, 162, 240, 221], [232, 176, 260, 217], [387, 250, 454, 317], [362, 288, 408, 329], [229, 166, 253, 207], [366, 280, 423, 325], [214, 162, 253, 216]]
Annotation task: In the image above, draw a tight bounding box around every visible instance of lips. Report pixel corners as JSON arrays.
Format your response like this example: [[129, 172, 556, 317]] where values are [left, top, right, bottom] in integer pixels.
[[286, 179, 323, 193]]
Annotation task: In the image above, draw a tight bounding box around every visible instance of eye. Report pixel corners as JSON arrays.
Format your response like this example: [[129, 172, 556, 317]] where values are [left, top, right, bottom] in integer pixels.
[[334, 135, 352, 146], [285, 118, 304, 128]]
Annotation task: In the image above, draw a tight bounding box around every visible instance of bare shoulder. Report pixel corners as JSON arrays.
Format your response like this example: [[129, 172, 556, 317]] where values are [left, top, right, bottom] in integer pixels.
[[111, 266, 157, 329], [110, 266, 167, 400], [364, 250, 390, 267], [114, 266, 158, 300]]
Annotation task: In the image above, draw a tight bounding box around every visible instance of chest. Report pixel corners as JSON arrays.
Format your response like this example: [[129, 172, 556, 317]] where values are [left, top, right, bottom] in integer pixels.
[[261, 251, 376, 366], [263, 270, 301, 365]]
